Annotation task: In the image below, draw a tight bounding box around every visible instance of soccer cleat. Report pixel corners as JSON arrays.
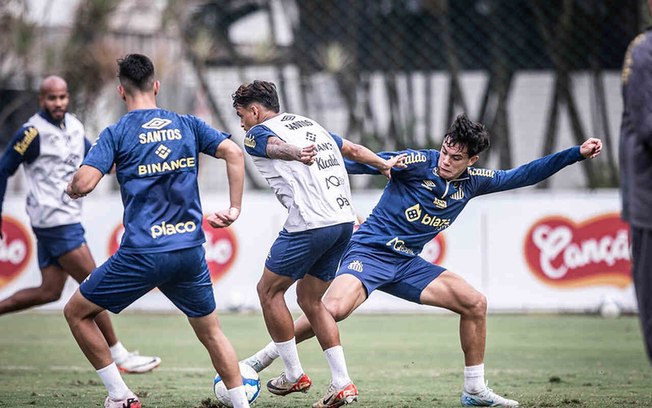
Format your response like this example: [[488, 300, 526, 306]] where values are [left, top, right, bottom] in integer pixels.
[[266, 372, 312, 396], [461, 386, 519, 407], [104, 391, 141, 408], [115, 351, 161, 374], [313, 382, 358, 408], [241, 355, 271, 373]]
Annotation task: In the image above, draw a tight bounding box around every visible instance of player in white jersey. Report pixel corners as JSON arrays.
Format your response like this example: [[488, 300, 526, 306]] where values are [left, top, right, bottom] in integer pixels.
[[0, 75, 160, 374], [232, 80, 405, 408]]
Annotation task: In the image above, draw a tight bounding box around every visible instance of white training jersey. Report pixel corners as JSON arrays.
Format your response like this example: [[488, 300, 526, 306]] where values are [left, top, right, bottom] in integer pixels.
[[22, 113, 86, 228], [246, 113, 356, 232]]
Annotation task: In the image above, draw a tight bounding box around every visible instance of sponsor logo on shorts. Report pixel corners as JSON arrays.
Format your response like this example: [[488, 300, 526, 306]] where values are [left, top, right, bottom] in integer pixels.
[[142, 118, 172, 130], [150, 220, 197, 239], [0, 216, 32, 288], [524, 214, 631, 288], [347, 260, 363, 273], [386, 237, 415, 256]]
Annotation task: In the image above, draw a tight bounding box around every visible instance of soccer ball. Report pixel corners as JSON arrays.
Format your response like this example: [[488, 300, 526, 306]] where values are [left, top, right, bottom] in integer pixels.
[[599, 297, 621, 319], [214, 362, 261, 407]]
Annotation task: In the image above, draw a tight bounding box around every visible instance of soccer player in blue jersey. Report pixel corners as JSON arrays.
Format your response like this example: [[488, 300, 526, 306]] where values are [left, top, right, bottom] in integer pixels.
[[243, 114, 603, 407], [0, 75, 160, 374], [64, 54, 250, 408], [232, 80, 405, 408]]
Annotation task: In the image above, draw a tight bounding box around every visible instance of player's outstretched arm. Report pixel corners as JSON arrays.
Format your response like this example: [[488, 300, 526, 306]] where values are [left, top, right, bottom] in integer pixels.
[[340, 140, 406, 178], [208, 139, 244, 228], [580, 137, 603, 159], [66, 165, 104, 199]]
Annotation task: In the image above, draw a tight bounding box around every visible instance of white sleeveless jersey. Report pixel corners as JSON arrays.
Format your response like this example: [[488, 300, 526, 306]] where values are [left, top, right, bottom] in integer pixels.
[[251, 113, 356, 232], [22, 113, 86, 228]]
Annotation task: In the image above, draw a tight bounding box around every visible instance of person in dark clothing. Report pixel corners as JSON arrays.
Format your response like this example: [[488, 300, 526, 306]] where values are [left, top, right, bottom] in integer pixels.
[[619, 0, 652, 364]]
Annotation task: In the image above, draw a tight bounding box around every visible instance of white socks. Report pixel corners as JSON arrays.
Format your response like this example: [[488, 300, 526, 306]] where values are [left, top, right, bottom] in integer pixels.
[[464, 363, 486, 394], [324, 345, 352, 389], [227, 386, 250, 408], [109, 341, 129, 363], [97, 362, 130, 400], [275, 338, 304, 382], [255, 341, 280, 366]]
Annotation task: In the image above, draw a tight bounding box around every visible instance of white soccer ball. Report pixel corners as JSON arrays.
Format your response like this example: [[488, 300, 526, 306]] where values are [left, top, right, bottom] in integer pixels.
[[214, 362, 261, 407], [599, 298, 621, 319]]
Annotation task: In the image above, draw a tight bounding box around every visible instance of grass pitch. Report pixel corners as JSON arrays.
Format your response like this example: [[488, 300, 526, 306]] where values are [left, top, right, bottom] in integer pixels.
[[0, 312, 650, 407]]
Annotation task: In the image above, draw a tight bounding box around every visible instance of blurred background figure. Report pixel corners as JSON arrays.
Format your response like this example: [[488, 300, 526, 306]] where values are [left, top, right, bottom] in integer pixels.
[[619, 0, 652, 364]]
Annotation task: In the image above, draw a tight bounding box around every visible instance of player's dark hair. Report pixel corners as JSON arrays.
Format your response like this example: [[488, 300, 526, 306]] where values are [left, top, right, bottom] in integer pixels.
[[117, 54, 155, 93], [231, 80, 280, 112], [444, 113, 490, 157]]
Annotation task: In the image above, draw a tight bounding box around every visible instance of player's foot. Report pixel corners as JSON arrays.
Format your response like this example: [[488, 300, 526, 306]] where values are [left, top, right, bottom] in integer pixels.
[[241, 355, 271, 373], [266, 372, 312, 396], [104, 391, 141, 408], [115, 351, 161, 374], [312, 382, 358, 408], [460, 386, 519, 407]]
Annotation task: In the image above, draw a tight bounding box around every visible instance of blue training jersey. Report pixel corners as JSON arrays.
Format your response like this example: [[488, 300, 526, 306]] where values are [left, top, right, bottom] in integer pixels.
[[83, 109, 229, 253], [345, 146, 585, 257]]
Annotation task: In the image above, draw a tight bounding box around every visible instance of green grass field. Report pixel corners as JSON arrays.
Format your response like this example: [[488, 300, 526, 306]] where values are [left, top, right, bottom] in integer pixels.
[[0, 312, 650, 407]]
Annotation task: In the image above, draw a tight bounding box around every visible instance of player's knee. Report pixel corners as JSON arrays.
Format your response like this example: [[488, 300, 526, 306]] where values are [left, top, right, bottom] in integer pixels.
[[39, 287, 63, 304], [467, 293, 487, 317], [323, 298, 350, 321]]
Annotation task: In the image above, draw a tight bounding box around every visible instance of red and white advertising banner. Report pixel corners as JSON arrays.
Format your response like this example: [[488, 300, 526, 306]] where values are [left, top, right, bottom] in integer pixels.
[[0, 190, 634, 313]]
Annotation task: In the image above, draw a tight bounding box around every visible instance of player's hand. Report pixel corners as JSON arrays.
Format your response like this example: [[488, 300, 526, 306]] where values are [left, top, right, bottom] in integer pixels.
[[580, 138, 602, 159], [65, 183, 86, 200], [298, 144, 317, 165], [380, 153, 408, 179], [207, 207, 240, 228]]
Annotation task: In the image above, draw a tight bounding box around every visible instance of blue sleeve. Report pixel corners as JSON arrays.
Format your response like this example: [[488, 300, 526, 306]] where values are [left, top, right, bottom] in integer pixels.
[[0, 126, 40, 219], [328, 132, 344, 150], [84, 137, 92, 156], [190, 116, 230, 156], [475, 146, 585, 195], [244, 125, 275, 158], [344, 149, 428, 179], [82, 127, 116, 174]]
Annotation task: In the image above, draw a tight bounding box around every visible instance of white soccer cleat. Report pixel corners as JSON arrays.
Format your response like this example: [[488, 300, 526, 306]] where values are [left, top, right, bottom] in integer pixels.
[[241, 355, 271, 373], [313, 382, 358, 408], [460, 386, 519, 407], [104, 391, 141, 408], [115, 351, 161, 374]]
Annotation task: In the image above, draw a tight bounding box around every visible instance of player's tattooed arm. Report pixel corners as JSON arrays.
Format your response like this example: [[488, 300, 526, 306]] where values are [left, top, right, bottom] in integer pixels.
[[266, 136, 316, 165]]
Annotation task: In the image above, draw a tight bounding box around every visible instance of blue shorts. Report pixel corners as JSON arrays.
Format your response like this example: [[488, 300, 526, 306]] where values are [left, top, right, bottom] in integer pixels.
[[80, 245, 215, 317], [337, 241, 446, 304], [266, 222, 354, 281], [32, 223, 86, 269]]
